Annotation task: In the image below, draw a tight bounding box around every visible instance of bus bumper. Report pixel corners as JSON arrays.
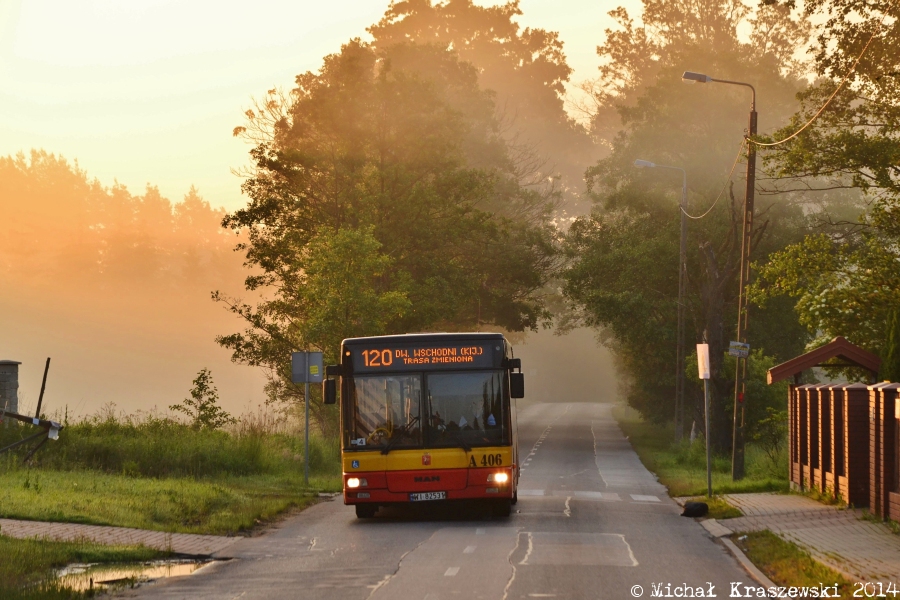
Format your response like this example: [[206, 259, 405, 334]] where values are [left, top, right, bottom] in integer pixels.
[[343, 467, 516, 504]]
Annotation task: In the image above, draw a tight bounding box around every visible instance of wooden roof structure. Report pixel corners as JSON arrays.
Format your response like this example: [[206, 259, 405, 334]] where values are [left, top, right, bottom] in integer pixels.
[[767, 336, 881, 384]]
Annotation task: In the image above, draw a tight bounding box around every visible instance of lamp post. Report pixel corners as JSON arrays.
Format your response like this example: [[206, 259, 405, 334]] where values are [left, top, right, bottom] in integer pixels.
[[682, 70, 757, 480], [634, 159, 687, 442]]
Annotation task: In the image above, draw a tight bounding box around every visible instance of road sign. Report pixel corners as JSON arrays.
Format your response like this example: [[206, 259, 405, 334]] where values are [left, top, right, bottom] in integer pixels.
[[728, 341, 750, 359], [291, 351, 324, 487], [696, 343, 712, 498], [697, 344, 710, 380], [291, 352, 324, 384]]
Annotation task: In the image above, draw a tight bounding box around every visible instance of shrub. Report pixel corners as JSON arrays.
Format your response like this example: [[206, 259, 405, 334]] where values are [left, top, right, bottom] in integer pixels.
[[169, 369, 235, 431]]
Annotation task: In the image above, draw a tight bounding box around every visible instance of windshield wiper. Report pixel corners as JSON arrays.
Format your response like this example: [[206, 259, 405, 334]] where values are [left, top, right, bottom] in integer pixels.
[[443, 429, 471, 453], [381, 417, 420, 455]]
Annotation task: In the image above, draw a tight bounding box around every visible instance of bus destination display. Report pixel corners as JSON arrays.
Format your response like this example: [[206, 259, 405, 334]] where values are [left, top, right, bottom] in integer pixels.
[[348, 342, 499, 372]]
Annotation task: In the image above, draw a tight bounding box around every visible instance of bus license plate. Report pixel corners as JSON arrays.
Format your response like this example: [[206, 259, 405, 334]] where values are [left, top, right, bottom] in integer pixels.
[[409, 491, 446, 502]]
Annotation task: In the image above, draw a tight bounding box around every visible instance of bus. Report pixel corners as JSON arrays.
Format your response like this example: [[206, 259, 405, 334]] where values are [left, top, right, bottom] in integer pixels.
[[323, 333, 525, 518]]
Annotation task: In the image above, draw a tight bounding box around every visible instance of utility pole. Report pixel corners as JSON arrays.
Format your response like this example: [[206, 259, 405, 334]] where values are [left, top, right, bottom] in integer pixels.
[[731, 96, 757, 481], [675, 174, 687, 442], [681, 71, 757, 480]]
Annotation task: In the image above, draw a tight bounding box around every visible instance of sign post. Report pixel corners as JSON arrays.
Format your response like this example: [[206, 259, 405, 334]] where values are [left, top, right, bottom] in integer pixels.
[[697, 343, 712, 498], [292, 351, 324, 486]]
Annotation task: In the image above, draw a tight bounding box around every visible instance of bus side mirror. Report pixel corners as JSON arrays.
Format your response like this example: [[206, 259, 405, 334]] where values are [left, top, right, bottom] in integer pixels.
[[509, 372, 524, 399], [324, 379, 337, 405]]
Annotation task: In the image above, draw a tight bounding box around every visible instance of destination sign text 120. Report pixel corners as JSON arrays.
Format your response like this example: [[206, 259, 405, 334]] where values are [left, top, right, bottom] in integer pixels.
[[351, 344, 497, 371]]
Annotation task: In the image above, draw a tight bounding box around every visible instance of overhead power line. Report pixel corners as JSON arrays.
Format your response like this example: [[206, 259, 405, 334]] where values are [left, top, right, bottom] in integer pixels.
[[681, 139, 746, 220], [752, 6, 895, 148]]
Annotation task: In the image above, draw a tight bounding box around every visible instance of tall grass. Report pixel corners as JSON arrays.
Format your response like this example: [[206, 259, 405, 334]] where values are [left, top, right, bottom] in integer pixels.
[[613, 405, 789, 497], [1, 405, 340, 480], [0, 405, 341, 533]]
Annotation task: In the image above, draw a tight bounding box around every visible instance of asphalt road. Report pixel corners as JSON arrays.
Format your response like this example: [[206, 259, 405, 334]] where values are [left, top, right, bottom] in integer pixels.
[[123, 402, 753, 600]]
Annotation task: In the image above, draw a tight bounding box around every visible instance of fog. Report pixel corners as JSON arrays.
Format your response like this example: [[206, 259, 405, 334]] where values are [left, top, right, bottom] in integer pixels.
[[4, 286, 267, 420], [0, 151, 616, 419], [0, 151, 266, 419], [0, 0, 630, 420], [515, 328, 619, 404]]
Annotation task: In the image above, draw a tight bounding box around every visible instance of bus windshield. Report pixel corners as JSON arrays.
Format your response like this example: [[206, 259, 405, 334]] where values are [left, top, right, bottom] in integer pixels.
[[349, 375, 422, 449], [426, 371, 507, 448]]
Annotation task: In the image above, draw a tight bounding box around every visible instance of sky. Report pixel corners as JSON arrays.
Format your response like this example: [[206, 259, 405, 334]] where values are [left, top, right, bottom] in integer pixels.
[[0, 0, 640, 212], [1, 0, 632, 415]]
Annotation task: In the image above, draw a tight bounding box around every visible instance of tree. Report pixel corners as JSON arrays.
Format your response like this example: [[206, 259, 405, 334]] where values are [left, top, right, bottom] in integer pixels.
[[368, 0, 595, 213], [750, 0, 900, 372], [883, 309, 900, 382], [760, 0, 899, 213], [170, 369, 235, 431], [752, 231, 900, 372], [562, 0, 812, 451], [218, 40, 558, 429]]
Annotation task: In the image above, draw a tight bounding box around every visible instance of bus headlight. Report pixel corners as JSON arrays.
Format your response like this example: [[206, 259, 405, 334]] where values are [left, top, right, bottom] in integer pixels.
[[347, 477, 368, 488], [487, 472, 509, 484]]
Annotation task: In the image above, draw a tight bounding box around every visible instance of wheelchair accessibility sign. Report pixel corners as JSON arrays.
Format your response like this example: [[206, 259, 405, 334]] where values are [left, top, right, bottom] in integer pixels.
[[352, 460, 360, 469]]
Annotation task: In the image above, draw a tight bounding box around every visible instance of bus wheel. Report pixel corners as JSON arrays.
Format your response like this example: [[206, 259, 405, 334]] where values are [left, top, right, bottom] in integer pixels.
[[355, 504, 377, 519], [492, 499, 512, 518], [511, 489, 518, 505]]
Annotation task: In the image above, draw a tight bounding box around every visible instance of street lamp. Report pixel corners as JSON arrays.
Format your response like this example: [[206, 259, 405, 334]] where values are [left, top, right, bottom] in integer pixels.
[[634, 159, 688, 443], [682, 70, 757, 480]]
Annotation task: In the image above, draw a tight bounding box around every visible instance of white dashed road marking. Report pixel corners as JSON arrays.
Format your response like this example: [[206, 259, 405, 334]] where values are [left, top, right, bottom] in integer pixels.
[[630, 494, 661, 502], [574, 491, 620, 501]]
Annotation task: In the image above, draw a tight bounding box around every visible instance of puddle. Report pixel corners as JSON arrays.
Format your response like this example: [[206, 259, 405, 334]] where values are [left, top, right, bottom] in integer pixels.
[[56, 558, 215, 591]]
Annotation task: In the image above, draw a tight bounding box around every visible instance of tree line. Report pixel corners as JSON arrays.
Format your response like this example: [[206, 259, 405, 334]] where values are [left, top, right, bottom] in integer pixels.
[[0, 150, 242, 295]]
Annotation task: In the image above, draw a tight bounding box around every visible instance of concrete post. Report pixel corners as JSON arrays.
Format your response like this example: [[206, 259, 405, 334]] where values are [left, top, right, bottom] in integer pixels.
[[0, 360, 21, 415]]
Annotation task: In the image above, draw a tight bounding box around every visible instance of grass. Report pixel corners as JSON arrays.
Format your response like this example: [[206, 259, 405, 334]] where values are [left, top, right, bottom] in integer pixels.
[[0, 469, 337, 534], [0, 401, 343, 597], [0, 534, 167, 600], [801, 485, 846, 507], [5, 407, 340, 479], [613, 405, 789, 497], [734, 530, 852, 598], [0, 405, 342, 534]]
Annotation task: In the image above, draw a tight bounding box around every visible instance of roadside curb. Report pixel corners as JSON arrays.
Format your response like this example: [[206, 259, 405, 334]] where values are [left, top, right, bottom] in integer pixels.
[[0, 518, 239, 556], [699, 519, 778, 590], [720, 537, 778, 590]]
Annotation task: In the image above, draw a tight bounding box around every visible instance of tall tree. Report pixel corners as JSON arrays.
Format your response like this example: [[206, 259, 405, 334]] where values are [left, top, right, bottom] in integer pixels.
[[563, 0, 812, 451], [751, 0, 900, 371], [761, 0, 899, 212], [219, 40, 558, 428], [368, 0, 596, 214]]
